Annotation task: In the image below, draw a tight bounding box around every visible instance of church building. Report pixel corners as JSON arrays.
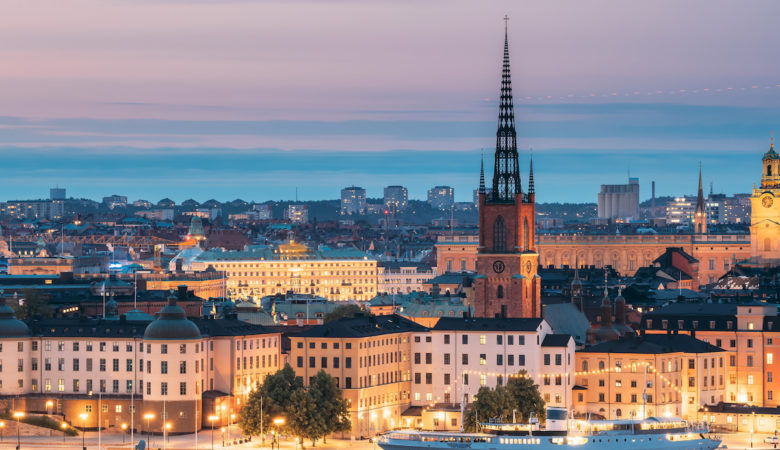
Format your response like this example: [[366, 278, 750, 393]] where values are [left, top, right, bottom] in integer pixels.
[[473, 22, 540, 319]]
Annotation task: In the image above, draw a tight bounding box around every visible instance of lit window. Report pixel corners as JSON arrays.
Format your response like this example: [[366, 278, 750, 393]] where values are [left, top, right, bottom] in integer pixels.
[[480, 335, 486, 345], [480, 375, 487, 386], [769, 353, 774, 365], [748, 375, 754, 385]]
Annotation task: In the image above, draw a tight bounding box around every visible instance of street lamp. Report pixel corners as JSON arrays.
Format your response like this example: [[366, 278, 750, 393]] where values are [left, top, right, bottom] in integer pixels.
[[208, 415, 218, 450], [273, 418, 286, 450], [45, 401, 53, 416], [13, 411, 24, 450], [79, 413, 88, 450], [0, 420, 5, 442], [61, 423, 67, 443], [144, 413, 155, 448], [121, 423, 127, 444], [165, 422, 171, 443]]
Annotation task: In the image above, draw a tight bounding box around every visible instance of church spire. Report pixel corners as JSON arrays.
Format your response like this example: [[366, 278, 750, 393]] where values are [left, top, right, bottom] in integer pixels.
[[491, 15, 521, 202], [479, 153, 486, 194], [696, 162, 705, 213], [528, 153, 535, 195], [694, 162, 707, 234]]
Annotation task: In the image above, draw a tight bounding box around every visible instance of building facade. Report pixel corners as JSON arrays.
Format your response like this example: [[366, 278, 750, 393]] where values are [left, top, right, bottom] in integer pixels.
[[341, 187, 367, 216], [597, 177, 639, 220], [427, 187, 454, 211], [378, 263, 436, 295], [383, 186, 408, 211]]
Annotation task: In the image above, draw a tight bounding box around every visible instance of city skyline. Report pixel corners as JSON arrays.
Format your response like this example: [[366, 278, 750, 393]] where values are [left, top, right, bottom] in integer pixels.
[[1, 1, 779, 201]]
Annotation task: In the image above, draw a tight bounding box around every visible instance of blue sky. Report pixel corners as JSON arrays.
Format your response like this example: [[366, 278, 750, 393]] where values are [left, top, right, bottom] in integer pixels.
[[1, 0, 779, 202]]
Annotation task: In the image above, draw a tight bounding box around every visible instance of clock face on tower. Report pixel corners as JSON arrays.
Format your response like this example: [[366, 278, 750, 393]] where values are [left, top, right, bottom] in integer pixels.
[[492, 261, 505, 273], [763, 195, 774, 208]]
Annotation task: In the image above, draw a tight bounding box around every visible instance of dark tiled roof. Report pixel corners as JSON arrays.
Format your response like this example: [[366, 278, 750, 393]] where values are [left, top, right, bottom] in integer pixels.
[[192, 318, 277, 337], [641, 303, 738, 331], [580, 333, 724, 354], [295, 314, 428, 338], [433, 317, 543, 332], [541, 334, 572, 347], [27, 318, 150, 338]]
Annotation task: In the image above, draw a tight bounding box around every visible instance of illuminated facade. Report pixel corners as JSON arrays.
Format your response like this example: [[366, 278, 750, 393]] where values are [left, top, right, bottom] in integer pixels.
[[575, 334, 732, 421], [191, 239, 377, 301], [750, 139, 780, 263], [290, 314, 422, 438]]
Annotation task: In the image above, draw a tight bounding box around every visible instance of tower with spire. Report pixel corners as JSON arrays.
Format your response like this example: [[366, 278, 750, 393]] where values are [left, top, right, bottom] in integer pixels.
[[750, 133, 780, 263], [694, 163, 707, 234], [473, 17, 540, 319]]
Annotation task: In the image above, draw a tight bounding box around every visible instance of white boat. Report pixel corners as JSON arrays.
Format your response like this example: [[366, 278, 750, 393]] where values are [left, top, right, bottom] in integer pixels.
[[378, 408, 721, 450]]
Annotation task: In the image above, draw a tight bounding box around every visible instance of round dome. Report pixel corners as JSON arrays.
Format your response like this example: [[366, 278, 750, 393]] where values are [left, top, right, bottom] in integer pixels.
[[143, 295, 201, 340], [0, 297, 30, 338]]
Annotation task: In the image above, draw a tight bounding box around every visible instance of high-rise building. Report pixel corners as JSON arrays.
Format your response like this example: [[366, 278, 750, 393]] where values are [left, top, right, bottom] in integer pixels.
[[284, 204, 308, 223], [383, 185, 408, 210], [340, 186, 366, 215], [50, 187, 66, 201], [426, 186, 454, 210], [473, 23, 540, 319], [102, 194, 127, 209], [597, 177, 639, 220], [665, 196, 696, 225]]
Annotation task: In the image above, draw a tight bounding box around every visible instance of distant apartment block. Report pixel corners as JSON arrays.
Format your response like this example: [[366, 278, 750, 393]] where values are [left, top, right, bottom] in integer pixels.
[[0, 200, 64, 220], [135, 209, 174, 221], [252, 204, 273, 220], [341, 186, 367, 215], [49, 187, 66, 200], [427, 186, 454, 210], [284, 204, 308, 223], [597, 177, 639, 220], [133, 199, 152, 208], [102, 194, 128, 209], [384, 185, 408, 210]]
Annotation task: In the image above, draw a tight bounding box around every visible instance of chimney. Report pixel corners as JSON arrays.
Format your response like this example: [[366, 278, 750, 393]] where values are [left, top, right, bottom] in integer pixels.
[[177, 285, 188, 302], [651, 181, 656, 211]]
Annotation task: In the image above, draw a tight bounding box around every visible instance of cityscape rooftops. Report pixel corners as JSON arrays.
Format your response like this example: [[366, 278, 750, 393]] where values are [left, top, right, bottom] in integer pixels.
[[432, 317, 544, 332], [294, 313, 427, 338], [580, 333, 724, 354]]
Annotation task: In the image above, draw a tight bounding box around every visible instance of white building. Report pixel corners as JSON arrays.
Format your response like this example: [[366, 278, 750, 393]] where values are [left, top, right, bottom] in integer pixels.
[[427, 186, 454, 211], [341, 187, 367, 215], [378, 263, 436, 295], [284, 204, 308, 224], [410, 318, 574, 410], [0, 293, 281, 434], [384, 186, 408, 210], [597, 178, 639, 220]]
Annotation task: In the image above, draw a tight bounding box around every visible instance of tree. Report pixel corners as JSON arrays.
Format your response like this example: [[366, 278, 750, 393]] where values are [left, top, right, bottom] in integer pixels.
[[12, 289, 50, 319], [324, 304, 369, 323], [308, 371, 351, 442], [463, 386, 514, 432], [288, 389, 324, 447], [505, 371, 546, 423], [239, 364, 303, 436]]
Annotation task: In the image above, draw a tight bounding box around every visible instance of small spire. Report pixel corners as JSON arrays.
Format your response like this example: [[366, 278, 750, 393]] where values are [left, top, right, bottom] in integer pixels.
[[528, 152, 535, 195], [696, 162, 705, 213], [772, 131, 775, 151], [479, 152, 486, 194]]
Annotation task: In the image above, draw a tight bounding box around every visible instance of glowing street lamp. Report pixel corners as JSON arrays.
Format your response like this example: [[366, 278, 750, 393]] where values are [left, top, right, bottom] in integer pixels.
[[61, 422, 68, 443], [208, 415, 219, 450], [13, 411, 24, 450], [144, 413, 155, 448], [221, 427, 226, 447], [121, 423, 128, 444], [79, 413, 88, 450], [165, 422, 172, 443], [45, 401, 53, 415], [0, 420, 5, 442]]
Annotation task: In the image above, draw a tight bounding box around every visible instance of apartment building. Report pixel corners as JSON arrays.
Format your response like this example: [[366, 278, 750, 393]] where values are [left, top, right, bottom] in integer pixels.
[[289, 314, 424, 438], [378, 262, 436, 295], [642, 302, 780, 406], [575, 333, 731, 421], [0, 294, 281, 434]]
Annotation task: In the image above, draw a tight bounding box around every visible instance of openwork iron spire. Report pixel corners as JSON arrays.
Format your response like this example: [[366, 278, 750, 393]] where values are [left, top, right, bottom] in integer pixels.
[[492, 15, 521, 202], [479, 154, 486, 194], [528, 153, 535, 195], [695, 162, 705, 214]]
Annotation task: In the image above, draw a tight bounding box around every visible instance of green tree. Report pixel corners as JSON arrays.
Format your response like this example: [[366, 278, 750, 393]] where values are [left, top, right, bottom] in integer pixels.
[[12, 289, 50, 319], [239, 364, 303, 437], [463, 386, 515, 432], [309, 370, 351, 442], [324, 304, 369, 323], [505, 371, 546, 423], [288, 389, 324, 447]]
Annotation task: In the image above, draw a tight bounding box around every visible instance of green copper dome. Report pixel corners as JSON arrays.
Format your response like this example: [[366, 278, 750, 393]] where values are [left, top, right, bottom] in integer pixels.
[[143, 294, 201, 340], [763, 143, 779, 160], [0, 296, 30, 338]]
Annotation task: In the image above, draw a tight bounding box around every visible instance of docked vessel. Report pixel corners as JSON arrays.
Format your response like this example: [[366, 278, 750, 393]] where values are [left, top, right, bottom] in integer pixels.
[[378, 408, 721, 450]]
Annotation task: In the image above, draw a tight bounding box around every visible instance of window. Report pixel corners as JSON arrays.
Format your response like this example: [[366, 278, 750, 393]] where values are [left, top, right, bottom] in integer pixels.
[[479, 374, 487, 386], [747, 356, 754, 367], [748, 339, 754, 348], [462, 354, 468, 365], [518, 354, 525, 366], [479, 335, 486, 345], [296, 357, 303, 368], [462, 335, 468, 345], [769, 353, 774, 365], [161, 361, 168, 374], [479, 354, 486, 365], [497, 285, 504, 299], [345, 357, 351, 368], [493, 216, 506, 252], [425, 353, 432, 364], [112, 359, 119, 372], [180, 361, 187, 374], [161, 344, 168, 354], [161, 382, 168, 396], [748, 375, 754, 385], [544, 354, 550, 365], [99, 359, 106, 372], [496, 355, 503, 366], [443, 354, 451, 365], [309, 357, 315, 368], [180, 382, 186, 395], [496, 335, 503, 345], [555, 354, 562, 366], [444, 374, 450, 385], [426, 373, 432, 384], [443, 335, 450, 345]]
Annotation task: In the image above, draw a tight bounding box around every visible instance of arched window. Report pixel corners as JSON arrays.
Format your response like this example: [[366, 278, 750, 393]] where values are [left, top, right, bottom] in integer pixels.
[[769, 164, 773, 176], [523, 218, 530, 251], [765, 237, 772, 252], [497, 285, 504, 299], [582, 360, 588, 371], [615, 409, 622, 417], [493, 216, 506, 252], [598, 361, 605, 370]]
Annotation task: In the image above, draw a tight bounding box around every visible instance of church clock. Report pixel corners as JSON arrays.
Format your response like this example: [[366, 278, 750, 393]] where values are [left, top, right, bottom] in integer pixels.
[[763, 195, 774, 208], [492, 261, 505, 273]]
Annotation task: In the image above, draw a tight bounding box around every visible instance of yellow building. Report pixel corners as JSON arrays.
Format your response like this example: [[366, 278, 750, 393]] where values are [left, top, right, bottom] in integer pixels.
[[575, 333, 733, 421], [191, 239, 378, 301], [289, 314, 425, 438], [750, 139, 780, 264]]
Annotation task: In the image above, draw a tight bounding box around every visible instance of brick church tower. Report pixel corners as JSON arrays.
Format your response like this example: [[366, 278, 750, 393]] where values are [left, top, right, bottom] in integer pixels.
[[473, 19, 540, 319]]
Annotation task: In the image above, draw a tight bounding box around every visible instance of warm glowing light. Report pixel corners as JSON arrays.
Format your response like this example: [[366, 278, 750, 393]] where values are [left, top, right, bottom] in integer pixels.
[[273, 417, 285, 426], [79, 414, 88, 421], [165, 423, 172, 430], [121, 423, 128, 430], [13, 412, 24, 419], [208, 415, 218, 422], [61, 422, 68, 429], [144, 413, 155, 420], [46, 401, 54, 407]]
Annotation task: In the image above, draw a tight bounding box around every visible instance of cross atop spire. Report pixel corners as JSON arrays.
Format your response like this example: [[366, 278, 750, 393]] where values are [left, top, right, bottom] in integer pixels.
[[491, 16, 521, 202]]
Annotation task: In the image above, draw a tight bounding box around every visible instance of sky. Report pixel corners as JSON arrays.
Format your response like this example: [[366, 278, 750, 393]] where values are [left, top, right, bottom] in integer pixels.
[[2, 0, 780, 203]]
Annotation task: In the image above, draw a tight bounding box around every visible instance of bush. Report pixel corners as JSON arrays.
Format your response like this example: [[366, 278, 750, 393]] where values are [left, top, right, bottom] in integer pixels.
[[0, 412, 79, 436]]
